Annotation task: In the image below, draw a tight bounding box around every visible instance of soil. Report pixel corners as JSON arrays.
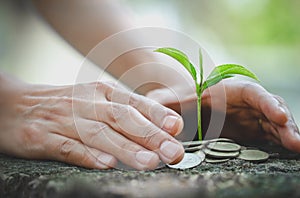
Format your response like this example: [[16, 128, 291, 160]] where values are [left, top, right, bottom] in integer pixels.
[[1, 141, 300, 198]]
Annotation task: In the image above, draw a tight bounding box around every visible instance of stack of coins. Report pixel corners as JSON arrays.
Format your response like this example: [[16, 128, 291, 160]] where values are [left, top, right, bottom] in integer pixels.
[[167, 138, 269, 170], [204, 141, 241, 163]]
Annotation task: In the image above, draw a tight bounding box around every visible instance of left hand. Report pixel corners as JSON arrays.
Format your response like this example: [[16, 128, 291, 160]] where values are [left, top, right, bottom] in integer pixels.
[[147, 79, 300, 153]]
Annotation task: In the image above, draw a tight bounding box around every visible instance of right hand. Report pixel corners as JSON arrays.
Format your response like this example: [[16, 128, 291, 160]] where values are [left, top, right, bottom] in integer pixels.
[[0, 80, 184, 170]]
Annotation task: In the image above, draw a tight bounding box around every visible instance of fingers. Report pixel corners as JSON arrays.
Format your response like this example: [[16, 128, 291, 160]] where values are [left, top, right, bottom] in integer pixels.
[[272, 110, 300, 153], [263, 133, 281, 145], [257, 95, 300, 153], [51, 100, 184, 168], [43, 115, 162, 170], [280, 123, 300, 153], [237, 82, 300, 151], [98, 82, 184, 136], [45, 133, 117, 169], [35, 82, 184, 169], [116, 93, 183, 136], [260, 119, 280, 140], [75, 119, 161, 170], [93, 103, 184, 164], [238, 82, 288, 125]]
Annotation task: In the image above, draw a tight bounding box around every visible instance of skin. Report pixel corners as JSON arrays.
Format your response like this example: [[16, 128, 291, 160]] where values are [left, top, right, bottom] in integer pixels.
[[0, 0, 299, 170], [147, 79, 300, 152], [0, 73, 184, 170]]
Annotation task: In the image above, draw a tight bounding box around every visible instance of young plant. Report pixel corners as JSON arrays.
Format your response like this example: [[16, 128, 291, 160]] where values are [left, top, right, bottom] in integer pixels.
[[154, 47, 259, 140]]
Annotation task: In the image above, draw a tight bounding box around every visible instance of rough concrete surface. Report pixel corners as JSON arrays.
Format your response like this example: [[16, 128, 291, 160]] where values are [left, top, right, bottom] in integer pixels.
[[1, 142, 300, 198]]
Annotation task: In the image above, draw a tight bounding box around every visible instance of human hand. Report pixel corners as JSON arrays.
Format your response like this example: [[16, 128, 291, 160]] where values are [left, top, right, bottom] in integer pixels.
[[147, 79, 300, 152], [0, 80, 184, 170]]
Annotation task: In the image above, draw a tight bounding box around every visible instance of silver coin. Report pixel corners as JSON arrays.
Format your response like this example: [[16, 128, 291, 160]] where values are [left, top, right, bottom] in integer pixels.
[[203, 149, 240, 159], [205, 158, 230, 164], [167, 153, 202, 170], [207, 142, 241, 152], [238, 149, 269, 162], [181, 138, 234, 147], [194, 150, 206, 161], [184, 145, 204, 152]]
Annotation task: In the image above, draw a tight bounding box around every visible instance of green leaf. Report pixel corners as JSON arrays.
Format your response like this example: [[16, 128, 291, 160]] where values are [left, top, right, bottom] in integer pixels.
[[202, 74, 234, 91], [202, 64, 259, 91], [190, 63, 197, 82], [154, 47, 197, 82], [199, 48, 204, 87]]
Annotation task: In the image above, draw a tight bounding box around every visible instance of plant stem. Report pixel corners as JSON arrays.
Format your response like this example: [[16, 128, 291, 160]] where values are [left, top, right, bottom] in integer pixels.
[[197, 94, 202, 140], [198, 49, 203, 140]]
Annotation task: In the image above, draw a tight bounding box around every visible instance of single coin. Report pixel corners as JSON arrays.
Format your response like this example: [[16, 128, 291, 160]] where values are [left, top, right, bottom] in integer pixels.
[[207, 142, 241, 152], [203, 149, 240, 159], [205, 158, 230, 164], [185, 145, 204, 152], [194, 150, 206, 162], [238, 149, 269, 162], [181, 138, 234, 147], [167, 153, 202, 170]]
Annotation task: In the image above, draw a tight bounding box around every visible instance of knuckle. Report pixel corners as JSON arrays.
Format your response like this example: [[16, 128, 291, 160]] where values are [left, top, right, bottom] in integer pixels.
[[241, 81, 258, 92], [149, 102, 167, 119], [78, 150, 94, 167], [86, 123, 109, 144], [23, 123, 40, 143], [22, 122, 44, 152], [128, 94, 143, 108], [94, 81, 108, 90], [106, 103, 132, 123], [141, 126, 162, 148], [118, 141, 140, 153], [95, 81, 116, 100], [130, 94, 166, 119], [126, 104, 137, 114], [241, 82, 261, 103], [59, 139, 77, 159]]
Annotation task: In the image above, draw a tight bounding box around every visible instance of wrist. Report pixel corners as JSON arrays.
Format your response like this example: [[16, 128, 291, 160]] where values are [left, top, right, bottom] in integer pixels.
[[0, 72, 29, 106]]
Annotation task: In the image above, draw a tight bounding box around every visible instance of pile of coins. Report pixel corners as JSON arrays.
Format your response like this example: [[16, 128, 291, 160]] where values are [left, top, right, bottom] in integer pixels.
[[167, 138, 269, 170]]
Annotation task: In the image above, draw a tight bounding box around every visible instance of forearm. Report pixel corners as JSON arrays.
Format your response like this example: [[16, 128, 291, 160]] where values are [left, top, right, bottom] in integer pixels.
[[0, 72, 25, 154], [32, 0, 193, 94], [32, 0, 133, 55]]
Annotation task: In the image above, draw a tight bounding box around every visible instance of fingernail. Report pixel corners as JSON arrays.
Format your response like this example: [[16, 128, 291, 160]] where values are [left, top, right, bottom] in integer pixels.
[[136, 151, 158, 165], [162, 116, 179, 132], [160, 140, 182, 161], [98, 154, 115, 166]]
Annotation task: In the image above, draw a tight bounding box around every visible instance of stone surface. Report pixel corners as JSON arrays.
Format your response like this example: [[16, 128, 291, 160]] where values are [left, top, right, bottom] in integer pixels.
[[1, 142, 300, 198]]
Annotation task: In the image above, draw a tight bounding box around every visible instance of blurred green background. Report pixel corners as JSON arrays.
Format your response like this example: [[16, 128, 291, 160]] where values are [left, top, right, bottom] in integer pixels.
[[0, 0, 299, 125]]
